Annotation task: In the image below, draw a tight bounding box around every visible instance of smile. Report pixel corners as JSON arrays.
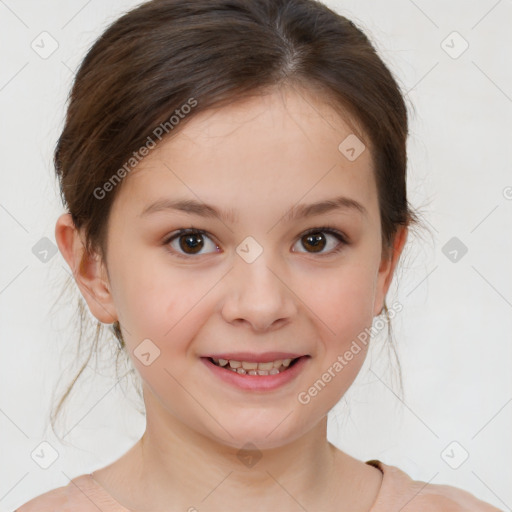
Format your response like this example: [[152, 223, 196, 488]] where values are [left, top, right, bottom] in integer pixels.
[[200, 355, 310, 391], [209, 357, 298, 375]]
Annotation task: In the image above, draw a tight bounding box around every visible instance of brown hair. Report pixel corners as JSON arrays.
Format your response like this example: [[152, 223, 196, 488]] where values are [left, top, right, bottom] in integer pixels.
[[50, 0, 423, 439]]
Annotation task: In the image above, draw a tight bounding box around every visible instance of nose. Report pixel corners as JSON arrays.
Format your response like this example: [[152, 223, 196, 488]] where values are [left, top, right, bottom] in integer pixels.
[[221, 251, 297, 332]]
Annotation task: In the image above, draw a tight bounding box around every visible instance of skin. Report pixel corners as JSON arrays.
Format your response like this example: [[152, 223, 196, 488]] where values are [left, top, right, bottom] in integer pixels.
[[56, 85, 407, 512]]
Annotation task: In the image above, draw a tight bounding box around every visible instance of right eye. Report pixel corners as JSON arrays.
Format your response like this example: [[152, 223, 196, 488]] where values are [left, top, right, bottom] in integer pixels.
[[163, 228, 221, 258]]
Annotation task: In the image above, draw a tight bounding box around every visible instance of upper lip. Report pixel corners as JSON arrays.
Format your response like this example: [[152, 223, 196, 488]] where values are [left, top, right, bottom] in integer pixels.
[[202, 352, 307, 363]]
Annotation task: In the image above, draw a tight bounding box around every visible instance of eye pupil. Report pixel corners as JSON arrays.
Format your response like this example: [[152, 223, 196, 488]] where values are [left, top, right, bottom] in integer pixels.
[[180, 233, 204, 254], [303, 232, 326, 253]]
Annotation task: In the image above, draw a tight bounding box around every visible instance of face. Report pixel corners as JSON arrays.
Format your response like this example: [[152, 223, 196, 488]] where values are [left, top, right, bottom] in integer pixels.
[[62, 86, 406, 450]]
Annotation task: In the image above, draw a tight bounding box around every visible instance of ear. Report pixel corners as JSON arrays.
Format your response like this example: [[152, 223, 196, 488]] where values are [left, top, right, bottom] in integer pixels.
[[373, 225, 408, 316], [55, 213, 117, 324]]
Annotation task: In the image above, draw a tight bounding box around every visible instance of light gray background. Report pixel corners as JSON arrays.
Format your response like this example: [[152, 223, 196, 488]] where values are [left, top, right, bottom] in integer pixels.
[[1, 0, 511, 510]]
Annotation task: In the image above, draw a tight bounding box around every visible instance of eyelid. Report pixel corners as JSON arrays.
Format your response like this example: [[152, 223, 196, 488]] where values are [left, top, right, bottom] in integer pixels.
[[292, 225, 349, 256], [163, 228, 220, 259], [300, 225, 349, 244]]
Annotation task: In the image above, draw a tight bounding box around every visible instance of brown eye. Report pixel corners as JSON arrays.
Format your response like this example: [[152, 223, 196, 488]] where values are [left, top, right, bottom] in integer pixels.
[[293, 227, 348, 255], [165, 229, 219, 258], [302, 232, 326, 253], [179, 232, 204, 254]]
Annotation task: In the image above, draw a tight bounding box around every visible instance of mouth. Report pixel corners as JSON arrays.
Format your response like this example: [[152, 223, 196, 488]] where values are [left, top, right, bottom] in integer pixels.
[[200, 354, 310, 391], [205, 355, 304, 376]]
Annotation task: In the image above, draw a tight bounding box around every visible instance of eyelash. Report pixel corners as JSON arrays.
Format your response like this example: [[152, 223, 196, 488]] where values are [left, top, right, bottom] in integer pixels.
[[163, 225, 349, 259]]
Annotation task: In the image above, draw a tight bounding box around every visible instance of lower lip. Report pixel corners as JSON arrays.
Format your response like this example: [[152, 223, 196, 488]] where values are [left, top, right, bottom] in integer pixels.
[[200, 356, 310, 391]]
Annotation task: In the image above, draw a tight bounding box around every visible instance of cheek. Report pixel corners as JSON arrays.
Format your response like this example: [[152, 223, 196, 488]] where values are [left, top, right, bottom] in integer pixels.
[[114, 256, 217, 346], [298, 269, 376, 406], [302, 263, 377, 344]]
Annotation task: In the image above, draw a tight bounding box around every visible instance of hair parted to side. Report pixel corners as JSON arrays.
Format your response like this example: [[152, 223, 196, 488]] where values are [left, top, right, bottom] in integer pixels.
[[50, 0, 424, 440]]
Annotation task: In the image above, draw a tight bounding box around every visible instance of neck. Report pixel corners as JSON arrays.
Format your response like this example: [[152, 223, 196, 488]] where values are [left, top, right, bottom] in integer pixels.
[[139, 410, 336, 508], [99, 388, 381, 511]]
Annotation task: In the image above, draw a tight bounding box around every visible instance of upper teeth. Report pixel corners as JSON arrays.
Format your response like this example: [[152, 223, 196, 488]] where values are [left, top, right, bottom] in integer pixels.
[[213, 358, 293, 370]]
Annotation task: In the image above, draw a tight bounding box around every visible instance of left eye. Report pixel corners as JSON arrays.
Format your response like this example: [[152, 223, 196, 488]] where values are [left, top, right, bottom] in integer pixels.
[[292, 228, 348, 255]]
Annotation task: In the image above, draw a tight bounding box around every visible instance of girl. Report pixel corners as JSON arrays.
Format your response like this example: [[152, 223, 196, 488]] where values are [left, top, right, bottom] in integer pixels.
[[16, 0, 502, 510]]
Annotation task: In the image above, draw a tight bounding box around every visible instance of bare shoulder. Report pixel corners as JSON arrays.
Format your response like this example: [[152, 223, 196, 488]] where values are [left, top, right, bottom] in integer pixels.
[[15, 476, 97, 512]]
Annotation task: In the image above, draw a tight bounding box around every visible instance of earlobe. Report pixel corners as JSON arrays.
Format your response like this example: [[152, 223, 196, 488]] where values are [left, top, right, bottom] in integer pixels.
[[55, 213, 117, 324], [373, 226, 408, 317]]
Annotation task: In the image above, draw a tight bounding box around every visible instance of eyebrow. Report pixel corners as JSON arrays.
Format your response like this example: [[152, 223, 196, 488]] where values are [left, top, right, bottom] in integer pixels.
[[139, 195, 367, 223]]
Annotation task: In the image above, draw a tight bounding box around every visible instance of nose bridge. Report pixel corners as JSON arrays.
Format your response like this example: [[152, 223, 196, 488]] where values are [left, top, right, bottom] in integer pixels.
[[238, 250, 280, 293], [222, 242, 296, 330]]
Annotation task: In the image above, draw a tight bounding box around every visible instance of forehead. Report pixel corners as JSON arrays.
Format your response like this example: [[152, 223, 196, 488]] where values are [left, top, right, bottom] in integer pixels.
[[158, 86, 369, 158], [116, 86, 378, 224]]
